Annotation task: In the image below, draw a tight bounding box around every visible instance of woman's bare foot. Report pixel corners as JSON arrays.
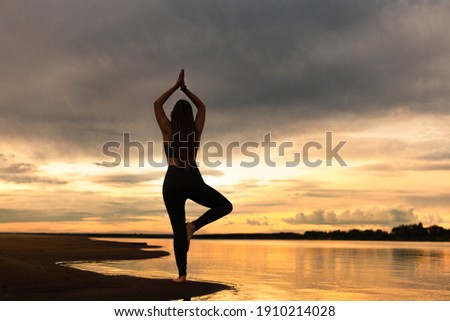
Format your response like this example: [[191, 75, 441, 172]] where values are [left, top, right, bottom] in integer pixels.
[[186, 222, 196, 251], [173, 275, 187, 283]]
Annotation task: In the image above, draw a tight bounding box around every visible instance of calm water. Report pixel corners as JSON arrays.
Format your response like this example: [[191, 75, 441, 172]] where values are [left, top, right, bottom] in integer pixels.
[[66, 238, 450, 300]]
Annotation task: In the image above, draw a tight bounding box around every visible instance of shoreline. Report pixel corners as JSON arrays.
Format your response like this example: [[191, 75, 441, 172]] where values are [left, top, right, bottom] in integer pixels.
[[0, 234, 231, 301]]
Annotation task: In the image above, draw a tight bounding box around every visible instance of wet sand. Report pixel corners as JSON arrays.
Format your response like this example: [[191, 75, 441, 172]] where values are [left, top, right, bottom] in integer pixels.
[[0, 234, 230, 300]]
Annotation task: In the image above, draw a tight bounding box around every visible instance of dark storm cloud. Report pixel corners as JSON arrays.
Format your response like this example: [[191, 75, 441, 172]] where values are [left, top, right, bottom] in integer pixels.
[[163, 0, 450, 114], [1, 0, 449, 159]]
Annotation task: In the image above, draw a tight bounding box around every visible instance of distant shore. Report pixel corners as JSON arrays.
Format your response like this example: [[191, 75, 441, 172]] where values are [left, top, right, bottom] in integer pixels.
[[0, 234, 230, 300], [18, 222, 449, 242]]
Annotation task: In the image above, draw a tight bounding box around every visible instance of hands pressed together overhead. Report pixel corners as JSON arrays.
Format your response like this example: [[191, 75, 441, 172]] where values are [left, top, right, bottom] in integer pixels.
[[176, 69, 187, 92]]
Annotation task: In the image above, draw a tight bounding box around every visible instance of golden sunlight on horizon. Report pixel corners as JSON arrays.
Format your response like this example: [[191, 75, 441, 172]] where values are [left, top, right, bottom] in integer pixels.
[[1, 112, 449, 234]]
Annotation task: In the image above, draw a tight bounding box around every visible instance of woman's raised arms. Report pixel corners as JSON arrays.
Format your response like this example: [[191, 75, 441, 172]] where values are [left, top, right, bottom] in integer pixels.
[[154, 70, 185, 137], [153, 69, 206, 138]]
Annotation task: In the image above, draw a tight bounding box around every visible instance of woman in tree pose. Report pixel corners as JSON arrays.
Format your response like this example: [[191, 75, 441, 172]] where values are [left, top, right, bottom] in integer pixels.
[[154, 69, 233, 282]]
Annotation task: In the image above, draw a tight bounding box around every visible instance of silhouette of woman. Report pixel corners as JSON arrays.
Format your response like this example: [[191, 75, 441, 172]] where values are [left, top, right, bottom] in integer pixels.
[[154, 69, 233, 282]]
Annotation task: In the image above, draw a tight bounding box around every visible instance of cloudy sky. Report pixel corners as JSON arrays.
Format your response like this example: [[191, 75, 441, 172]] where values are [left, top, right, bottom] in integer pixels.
[[1, 0, 449, 234]]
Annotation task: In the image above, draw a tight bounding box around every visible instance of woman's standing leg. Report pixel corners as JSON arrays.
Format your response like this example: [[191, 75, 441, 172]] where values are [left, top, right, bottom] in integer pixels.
[[163, 176, 188, 279], [164, 196, 188, 277]]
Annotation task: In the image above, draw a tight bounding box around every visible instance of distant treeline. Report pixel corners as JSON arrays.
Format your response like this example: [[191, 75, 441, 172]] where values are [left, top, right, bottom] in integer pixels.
[[26, 222, 450, 242], [193, 223, 450, 242]]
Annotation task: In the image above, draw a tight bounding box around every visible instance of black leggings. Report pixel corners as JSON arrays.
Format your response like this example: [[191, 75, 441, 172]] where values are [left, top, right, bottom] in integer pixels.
[[163, 165, 233, 276]]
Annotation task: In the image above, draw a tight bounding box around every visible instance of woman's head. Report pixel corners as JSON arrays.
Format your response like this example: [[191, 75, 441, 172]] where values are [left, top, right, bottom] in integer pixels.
[[171, 99, 194, 124]]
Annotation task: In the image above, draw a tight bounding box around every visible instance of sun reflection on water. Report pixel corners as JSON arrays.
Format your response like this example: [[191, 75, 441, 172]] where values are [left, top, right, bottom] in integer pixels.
[[64, 238, 450, 300]]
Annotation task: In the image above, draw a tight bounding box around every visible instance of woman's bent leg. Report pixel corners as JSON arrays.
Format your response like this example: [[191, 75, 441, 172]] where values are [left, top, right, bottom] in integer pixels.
[[189, 183, 233, 231]]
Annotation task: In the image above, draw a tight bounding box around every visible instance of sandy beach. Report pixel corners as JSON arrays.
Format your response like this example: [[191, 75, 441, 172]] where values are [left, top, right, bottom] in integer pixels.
[[0, 234, 230, 300]]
